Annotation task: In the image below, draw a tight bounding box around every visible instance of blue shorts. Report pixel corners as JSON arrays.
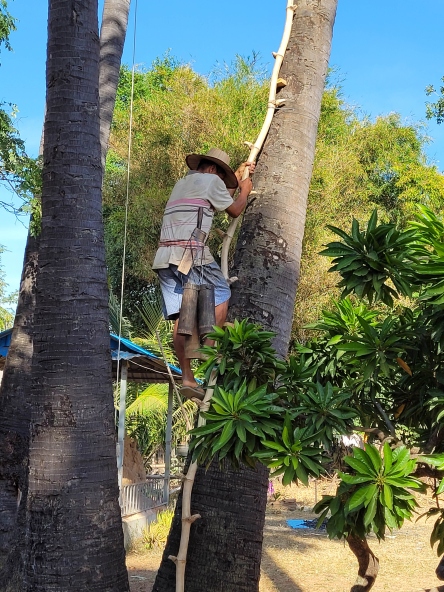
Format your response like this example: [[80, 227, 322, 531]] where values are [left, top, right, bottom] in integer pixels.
[[156, 262, 231, 320]]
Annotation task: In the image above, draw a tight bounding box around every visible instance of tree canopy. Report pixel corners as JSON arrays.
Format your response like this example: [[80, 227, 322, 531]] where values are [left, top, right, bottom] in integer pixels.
[[103, 58, 444, 336], [0, 245, 14, 330], [0, 1, 41, 218]]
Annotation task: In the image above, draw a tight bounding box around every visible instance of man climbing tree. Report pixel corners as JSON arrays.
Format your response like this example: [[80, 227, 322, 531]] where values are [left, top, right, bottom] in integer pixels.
[[154, 1, 339, 591], [152, 148, 254, 399]]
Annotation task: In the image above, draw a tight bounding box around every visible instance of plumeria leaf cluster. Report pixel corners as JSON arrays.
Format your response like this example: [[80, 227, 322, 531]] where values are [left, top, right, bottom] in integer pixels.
[[418, 453, 444, 556], [198, 319, 286, 391], [253, 414, 324, 486], [314, 443, 424, 541], [320, 210, 417, 306], [189, 321, 327, 481], [292, 382, 357, 450], [188, 381, 283, 468]]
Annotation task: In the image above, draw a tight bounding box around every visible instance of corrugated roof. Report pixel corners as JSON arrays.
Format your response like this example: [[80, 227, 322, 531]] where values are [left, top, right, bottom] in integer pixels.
[[0, 328, 182, 383]]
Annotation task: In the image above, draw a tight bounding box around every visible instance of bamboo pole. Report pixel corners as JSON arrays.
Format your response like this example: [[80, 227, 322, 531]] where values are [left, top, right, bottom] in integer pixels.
[[221, 0, 297, 282], [168, 373, 217, 592]]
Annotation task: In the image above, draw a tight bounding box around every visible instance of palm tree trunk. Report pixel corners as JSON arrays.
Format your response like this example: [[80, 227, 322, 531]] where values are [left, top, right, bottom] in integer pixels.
[[22, 1, 129, 590], [229, 0, 338, 357], [0, 1, 131, 589], [0, 232, 39, 589], [153, 459, 269, 592], [99, 0, 131, 166], [154, 2, 338, 590]]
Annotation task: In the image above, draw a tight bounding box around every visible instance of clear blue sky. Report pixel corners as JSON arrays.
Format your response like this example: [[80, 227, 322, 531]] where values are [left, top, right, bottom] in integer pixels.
[[1, 0, 444, 294]]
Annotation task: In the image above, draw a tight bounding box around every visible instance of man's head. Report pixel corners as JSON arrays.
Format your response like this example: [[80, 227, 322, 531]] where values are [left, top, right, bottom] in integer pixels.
[[186, 148, 238, 189], [197, 159, 226, 182]]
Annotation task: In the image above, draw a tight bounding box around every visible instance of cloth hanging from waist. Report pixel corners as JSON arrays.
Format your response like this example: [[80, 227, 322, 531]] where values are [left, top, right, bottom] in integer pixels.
[[158, 238, 205, 248]]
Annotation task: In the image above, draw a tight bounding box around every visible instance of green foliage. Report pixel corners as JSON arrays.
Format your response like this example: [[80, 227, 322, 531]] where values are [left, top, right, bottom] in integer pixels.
[[426, 508, 444, 557], [320, 210, 416, 306], [142, 507, 174, 550], [292, 382, 357, 450], [189, 381, 283, 469], [416, 454, 444, 556], [109, 291, 132, 339], [0, 104, 42, 215], [0, 245, 15, 330], [335, 314, 412, 381], [186, 321, 326, 484], [0, 0, 15, 58], [407, 206, 444, 305], [426, 78, 444, 125], [0, 5, 42, 217], [123, 382, 194, 465], [295, 101, 444, 337], [199, 319, 285, 390], [314, 443, 424, 541], [254, 414, 324, 486], [312, 207, 444, 444]]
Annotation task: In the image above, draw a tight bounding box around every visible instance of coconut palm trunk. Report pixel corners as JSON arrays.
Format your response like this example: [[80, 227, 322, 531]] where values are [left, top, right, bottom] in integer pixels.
[[0, 232, 39, 589], [19, 0, 128, 589], [229, 0, 338, 354], [153, 2, 338, 591], [99, 0, 130, 165], [0, 0, 131, 588]]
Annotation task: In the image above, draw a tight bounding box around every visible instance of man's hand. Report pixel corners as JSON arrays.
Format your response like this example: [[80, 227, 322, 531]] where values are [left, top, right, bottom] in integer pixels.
[[235, 161, 256, 182], [238, 177, 253, 197]]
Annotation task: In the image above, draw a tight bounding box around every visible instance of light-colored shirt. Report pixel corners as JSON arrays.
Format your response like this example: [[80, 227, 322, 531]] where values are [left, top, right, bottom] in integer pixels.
[[152, 171, 234, 269]]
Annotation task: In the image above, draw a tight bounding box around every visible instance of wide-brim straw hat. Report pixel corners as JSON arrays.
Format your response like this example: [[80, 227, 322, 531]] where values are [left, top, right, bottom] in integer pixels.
[[186, 148, 238, 189]]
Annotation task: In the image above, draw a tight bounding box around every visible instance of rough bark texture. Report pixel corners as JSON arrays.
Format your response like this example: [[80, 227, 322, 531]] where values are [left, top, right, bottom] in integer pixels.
[[99, 0, 130, 167], [0, 1, 130, 589], [347, 535, 379, 592], [0, 233, 39, 591], [437, 556, 444, 581], [153, 459, 269, 592], [22, 1, 129, 590], [154, 2, 338, 591], [230, 0, 338, 358]]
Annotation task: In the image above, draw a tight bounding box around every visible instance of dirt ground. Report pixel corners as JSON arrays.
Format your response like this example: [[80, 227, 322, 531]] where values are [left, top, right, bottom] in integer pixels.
[[126, 477, 444, 592]]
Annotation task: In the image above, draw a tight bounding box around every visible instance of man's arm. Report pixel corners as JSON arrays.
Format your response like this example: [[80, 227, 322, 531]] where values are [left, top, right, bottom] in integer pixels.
[[225, 161, 255, 217], [225, 177, 253, 218]]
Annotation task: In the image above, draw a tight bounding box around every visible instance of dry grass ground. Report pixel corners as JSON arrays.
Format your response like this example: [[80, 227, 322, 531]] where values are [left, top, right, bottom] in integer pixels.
[[127, 477, 444, 592]]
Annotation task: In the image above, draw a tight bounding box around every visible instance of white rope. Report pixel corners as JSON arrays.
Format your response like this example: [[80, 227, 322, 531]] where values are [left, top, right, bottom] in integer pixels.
[[116, 0, 138, 380]]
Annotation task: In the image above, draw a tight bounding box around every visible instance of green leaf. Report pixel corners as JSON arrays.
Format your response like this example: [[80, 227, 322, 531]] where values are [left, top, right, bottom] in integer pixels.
[[295, 461, 309, 486], [383, 484, 393, 510], [212, 420, 235, 453], [344, 456, 377, 477], [383, 442, 393, 473], [348, 486, 371, 511], [364, 494, 377, 527], [364, 444, 382, 472]]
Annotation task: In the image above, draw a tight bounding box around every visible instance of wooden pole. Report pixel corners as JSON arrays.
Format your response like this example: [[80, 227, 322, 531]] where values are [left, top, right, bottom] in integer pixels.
[[168, 373, 217, 592], [117, 359, 128, 489], [164, 381, 174, 504]]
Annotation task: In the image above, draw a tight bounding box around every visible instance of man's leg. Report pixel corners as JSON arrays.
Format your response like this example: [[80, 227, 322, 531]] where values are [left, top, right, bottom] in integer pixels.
[[215, 299, 229, 327], [173, 318, 198, 388]]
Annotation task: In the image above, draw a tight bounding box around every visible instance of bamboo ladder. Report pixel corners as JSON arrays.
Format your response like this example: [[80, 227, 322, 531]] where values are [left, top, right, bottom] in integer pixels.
[[169, 3, 298, 591]]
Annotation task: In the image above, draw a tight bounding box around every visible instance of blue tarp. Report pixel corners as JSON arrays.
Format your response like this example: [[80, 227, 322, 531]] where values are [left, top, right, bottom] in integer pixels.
[[0, 328, 181, 378]]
